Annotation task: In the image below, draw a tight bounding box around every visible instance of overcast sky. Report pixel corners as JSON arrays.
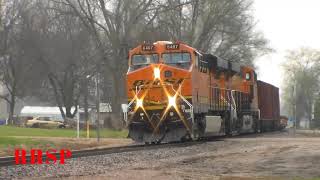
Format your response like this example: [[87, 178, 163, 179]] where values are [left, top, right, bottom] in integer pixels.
[[253, 0, 320, 93]]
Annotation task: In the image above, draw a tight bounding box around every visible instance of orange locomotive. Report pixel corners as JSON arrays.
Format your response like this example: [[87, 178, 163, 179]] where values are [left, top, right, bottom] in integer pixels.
[[125, 41, 279, 143]]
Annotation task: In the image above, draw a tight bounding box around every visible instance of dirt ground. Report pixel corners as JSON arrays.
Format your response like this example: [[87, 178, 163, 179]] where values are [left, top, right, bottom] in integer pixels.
[[70, 130, 320, 180]]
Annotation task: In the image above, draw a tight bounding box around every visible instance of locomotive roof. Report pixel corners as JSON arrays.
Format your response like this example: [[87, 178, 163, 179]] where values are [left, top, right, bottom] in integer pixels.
[[203, 54, 241, 74]]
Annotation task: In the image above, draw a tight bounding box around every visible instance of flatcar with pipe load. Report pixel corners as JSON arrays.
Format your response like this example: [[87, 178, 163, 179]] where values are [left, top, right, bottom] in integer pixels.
[[124, 41, 280, 143]]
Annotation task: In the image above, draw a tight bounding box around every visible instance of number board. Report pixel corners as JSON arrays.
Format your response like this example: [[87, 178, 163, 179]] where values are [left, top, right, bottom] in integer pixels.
[[141, 45, 155, 51], [166, 44, 179, 50]]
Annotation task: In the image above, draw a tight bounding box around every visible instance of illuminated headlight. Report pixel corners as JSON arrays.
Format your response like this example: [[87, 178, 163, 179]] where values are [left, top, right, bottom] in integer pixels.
[[154, 67, 160, 80], [169, 112, 174, 116], [140, 113, 144, 117], [136, 99, 143, 108], [168, 96, 176, 107]]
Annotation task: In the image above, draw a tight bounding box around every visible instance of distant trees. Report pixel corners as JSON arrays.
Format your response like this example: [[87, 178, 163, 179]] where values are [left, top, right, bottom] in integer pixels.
[[314, 95, 320, 129], [282, 48, 320, 128], [314, 95, 320, 120], [0, 0, 97, 122], [155, 0, 271, 65], [24, 1, 98, 119]]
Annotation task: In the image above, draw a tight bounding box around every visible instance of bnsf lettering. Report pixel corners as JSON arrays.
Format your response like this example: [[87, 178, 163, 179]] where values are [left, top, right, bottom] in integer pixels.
[[164, 79, 176, 84], [133, 79, 184, 87], [176, 78, 184, 84], [133, 80, 145, 87]]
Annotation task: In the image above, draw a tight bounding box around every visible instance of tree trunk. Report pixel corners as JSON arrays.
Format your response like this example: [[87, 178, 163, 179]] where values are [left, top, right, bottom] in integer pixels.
[[8, 94, 15, 125], [111, 70, 126, 114], [48, 75, 66, 120], [65, 106, 72, 118], [65, 105, 77, 119]]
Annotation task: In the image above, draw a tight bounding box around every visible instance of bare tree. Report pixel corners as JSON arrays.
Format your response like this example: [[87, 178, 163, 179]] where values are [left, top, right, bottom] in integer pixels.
[[155, 0, 271, 65], [54, 0, 161, 115], [314, 94, 320, 122], [0, 0, 42, 124], [36, 1, 97, 119], [282, 48, 320, 128]]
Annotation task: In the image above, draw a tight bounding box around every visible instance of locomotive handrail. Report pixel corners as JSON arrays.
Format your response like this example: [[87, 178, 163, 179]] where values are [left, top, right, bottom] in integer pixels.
[[209, 86, 248, 94], [168, 83, 194, 127], [168, 84, 194, 115], [124, 85, 145, 123], [209, 86, 251, 113], [127, 85, 144, 107], [231, 90, 238, 111]]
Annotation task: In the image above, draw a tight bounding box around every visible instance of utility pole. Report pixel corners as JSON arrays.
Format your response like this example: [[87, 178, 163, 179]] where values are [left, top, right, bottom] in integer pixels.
[[84, 75, 91, 139], [292, 83, 297, 135], [95, 72, 101, 142], [77, 105, 80, 138], [84, 79, 89, 139]]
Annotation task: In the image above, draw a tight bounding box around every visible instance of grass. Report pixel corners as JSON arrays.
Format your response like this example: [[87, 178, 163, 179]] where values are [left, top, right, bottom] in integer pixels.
[[0, 136, 51, 157], [0, 126, 129, 156], [0, 136, 45, 148], [0, 125, 128, 138]]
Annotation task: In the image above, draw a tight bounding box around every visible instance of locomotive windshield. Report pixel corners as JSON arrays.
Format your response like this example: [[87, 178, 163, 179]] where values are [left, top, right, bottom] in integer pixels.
[[132, 54, 159, 65], [130, 54, 159, 71], [162, 52, 191, 69]]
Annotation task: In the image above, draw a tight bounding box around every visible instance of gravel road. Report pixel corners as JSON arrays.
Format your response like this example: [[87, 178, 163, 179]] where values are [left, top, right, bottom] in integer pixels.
[[1, 130, 320, 180]]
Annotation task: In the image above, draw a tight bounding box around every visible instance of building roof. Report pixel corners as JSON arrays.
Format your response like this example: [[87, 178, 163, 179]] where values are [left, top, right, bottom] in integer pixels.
[[20, 106, 84, 115]]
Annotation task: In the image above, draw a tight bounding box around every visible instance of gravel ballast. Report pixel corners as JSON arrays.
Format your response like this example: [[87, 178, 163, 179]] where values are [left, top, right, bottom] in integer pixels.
[[1, 131, 320, 179]]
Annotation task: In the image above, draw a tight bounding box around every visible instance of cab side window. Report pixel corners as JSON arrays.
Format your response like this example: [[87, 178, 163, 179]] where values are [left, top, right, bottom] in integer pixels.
[[245, 72, 251, 80], [197, 55, 208, 73], [195, 54, 199, 68], [244, 71, 256, 82]]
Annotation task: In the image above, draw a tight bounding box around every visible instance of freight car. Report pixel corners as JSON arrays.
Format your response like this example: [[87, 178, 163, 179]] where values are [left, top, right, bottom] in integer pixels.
[[257, 81, 280, 131], [125, 41, 280, 143]]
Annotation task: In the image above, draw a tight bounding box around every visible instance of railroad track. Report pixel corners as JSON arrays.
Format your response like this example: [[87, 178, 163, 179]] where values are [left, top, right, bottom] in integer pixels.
[[0, 140, 207, 167], [0, 131, 281, 167]]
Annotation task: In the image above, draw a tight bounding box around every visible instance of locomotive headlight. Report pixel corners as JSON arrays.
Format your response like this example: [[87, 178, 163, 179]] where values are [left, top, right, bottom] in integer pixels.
[[136, 98, 143, 108], [168, 96, 176, 108], [154, 67, 160, 80]]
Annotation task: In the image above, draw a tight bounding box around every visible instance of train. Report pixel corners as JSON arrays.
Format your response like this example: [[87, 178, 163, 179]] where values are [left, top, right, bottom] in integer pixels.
[[125, 41, 281, 143]]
